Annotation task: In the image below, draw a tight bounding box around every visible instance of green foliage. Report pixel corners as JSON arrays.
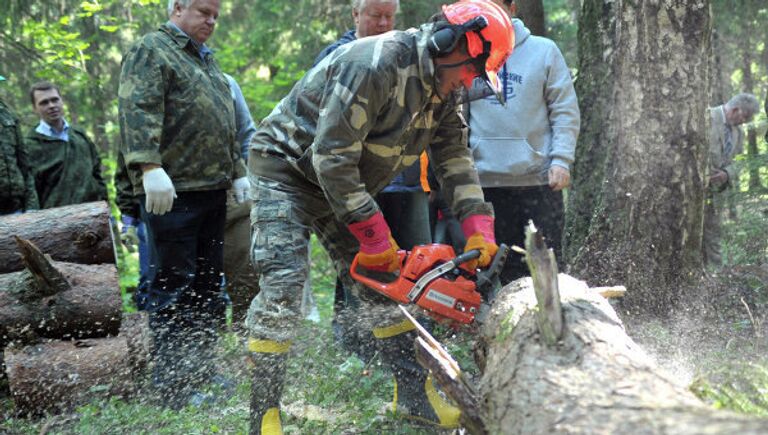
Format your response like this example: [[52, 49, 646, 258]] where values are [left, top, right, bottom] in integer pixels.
[[722, 191, 768, 266]]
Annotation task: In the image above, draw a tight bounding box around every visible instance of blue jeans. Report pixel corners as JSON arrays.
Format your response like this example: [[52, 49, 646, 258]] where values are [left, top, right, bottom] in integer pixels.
[[135, 220, 150, 299]]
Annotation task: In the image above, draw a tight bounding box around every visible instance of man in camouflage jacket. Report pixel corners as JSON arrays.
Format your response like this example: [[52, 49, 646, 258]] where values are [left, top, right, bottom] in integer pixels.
[[118, 0, 248, 408], [25, 81, 106, 209], [0, 75, 38, 214], [246, 2, 513, 432]]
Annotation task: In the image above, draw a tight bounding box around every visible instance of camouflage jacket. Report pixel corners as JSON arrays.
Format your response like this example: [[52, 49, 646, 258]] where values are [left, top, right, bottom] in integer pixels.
[[118, 23, 246, 195], [25, 126, 107, 209], [114, 152, 139, 218], [0, 100, 39, 213], [250, 24, 492, 225]]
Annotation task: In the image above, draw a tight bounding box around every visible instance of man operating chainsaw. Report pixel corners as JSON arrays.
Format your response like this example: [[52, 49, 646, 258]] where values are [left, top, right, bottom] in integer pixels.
[[245, 0, 513, 432]]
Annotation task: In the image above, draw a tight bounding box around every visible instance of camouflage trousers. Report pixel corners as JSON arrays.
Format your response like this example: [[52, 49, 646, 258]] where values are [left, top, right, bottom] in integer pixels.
[[244, 175, 412, 343]]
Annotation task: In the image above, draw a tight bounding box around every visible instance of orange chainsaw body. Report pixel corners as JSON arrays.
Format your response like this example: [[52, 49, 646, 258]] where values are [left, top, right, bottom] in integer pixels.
[[350, 244, 483, 325]]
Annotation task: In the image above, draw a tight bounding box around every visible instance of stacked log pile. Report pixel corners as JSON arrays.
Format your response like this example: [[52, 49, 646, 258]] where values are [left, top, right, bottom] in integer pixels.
[[0, 201, 150, 415]]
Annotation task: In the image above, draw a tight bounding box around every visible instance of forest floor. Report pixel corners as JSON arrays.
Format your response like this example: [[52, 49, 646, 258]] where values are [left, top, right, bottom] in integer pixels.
[[1, 248, 767, 433]]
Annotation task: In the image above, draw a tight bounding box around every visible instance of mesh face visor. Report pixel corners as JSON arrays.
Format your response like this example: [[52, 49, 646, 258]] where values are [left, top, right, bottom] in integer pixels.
[[449, 53, 505, 106]]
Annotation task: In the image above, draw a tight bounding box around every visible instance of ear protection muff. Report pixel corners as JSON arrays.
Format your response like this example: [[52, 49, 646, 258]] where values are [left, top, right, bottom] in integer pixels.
[[428, 24, 462, 56], [428, 16, 489, 57]]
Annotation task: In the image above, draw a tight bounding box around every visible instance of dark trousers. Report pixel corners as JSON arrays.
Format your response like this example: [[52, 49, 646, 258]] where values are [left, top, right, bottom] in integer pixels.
[[483, 185, 564, 284], [139, 189, 228, 403]]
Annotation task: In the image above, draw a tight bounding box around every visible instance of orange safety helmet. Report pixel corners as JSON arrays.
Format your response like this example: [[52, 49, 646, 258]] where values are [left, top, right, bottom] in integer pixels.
[[442, 0, 514, 102]]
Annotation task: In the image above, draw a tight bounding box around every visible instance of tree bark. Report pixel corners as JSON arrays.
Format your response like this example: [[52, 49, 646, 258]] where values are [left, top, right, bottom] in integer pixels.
[[0, 255, 121, 347], [565, 0, 711, 312], [4, 312, 150, 416], [469, 273, 768, 434], [0, 201, 115, 273], [736, 16, 762, 192]]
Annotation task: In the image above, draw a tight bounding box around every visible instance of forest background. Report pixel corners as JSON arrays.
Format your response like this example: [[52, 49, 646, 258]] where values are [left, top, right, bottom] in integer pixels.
[[1, 0, 768, 433]]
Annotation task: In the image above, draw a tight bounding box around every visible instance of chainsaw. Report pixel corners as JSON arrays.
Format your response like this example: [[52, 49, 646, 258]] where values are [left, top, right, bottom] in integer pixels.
[[350, 243, 509, 326]]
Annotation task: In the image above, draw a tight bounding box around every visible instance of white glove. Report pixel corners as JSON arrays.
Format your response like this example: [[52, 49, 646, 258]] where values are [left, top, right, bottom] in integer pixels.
[[233, 177, 250, 203], [142, 167, 176, 215]]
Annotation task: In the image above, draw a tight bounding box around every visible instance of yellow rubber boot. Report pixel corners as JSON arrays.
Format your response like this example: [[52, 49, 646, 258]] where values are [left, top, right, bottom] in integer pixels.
[[373, 326, 461, 428], [248, 338, 291, 435], [392, 373, 461, 428]]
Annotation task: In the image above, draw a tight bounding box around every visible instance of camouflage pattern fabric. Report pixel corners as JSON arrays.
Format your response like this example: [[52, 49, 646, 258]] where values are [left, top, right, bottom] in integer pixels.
[[0, 100, 38, 214], [118, 23, 246, 194], [115, 152, 139, 218], [249, 23, 493, 226], [25, 127, 106, 209], [245, 176, 417, 342]]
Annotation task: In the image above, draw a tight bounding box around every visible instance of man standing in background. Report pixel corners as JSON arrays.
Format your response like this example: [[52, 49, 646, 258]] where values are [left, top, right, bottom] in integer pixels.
[[704, 93, 759, 266], [118, 0, 249, 408], [25, 81, 106, 209], [0, 75, 38, 214], [467, 0, 580, 283]]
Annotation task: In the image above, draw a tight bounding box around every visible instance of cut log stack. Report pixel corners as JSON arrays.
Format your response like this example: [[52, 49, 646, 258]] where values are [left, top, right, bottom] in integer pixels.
[[0, 201, 150, 415], [415, 222, 768, 434]]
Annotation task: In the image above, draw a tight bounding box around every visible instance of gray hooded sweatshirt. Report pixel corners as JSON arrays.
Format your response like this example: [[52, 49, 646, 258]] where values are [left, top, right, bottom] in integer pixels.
[[468, 18, 580, 187]]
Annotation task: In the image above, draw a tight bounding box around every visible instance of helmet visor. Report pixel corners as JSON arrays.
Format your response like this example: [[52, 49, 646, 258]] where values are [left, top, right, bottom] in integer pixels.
[[481, 69, 505, 105]]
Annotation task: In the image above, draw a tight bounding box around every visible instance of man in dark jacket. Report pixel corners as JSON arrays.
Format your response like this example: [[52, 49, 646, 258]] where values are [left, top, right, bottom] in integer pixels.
[[26, 81, 106, 209], [0, 75, 38, 214]]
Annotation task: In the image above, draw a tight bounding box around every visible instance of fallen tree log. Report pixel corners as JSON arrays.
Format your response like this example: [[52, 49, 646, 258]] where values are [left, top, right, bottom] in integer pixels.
[[0, 201, 115, 273], [418, 223, 768, 434], [0, 238, 121, 347], [4, 312, 150, 416]]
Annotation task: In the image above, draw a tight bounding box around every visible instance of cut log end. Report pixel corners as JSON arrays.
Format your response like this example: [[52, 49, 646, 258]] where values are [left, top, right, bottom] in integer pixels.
[[524, 221, 563, 344], [14, 236, 71, 299], [591, 285, 627, 299]]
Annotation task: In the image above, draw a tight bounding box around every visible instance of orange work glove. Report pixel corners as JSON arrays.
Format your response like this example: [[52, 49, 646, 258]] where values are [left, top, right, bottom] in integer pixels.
[[348, 212, 401, 272], [461, 214, 498, 270]]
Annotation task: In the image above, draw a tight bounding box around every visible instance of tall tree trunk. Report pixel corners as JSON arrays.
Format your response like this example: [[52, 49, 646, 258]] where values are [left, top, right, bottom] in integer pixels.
[[709, 29, 726, 105], [737, 17, 762, 192], [516, 0, 547, 37], [562, 0, 617, 264], [565, 0, 711, 313]]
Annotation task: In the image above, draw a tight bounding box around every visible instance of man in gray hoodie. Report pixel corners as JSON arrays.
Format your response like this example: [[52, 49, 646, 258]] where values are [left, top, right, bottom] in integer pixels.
[[467, 0, 580, 283]]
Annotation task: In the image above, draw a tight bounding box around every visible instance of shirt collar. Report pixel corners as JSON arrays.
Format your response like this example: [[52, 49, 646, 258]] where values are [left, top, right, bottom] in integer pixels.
[[164, 21, 212, 60], [36, 119, 69, 140]]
